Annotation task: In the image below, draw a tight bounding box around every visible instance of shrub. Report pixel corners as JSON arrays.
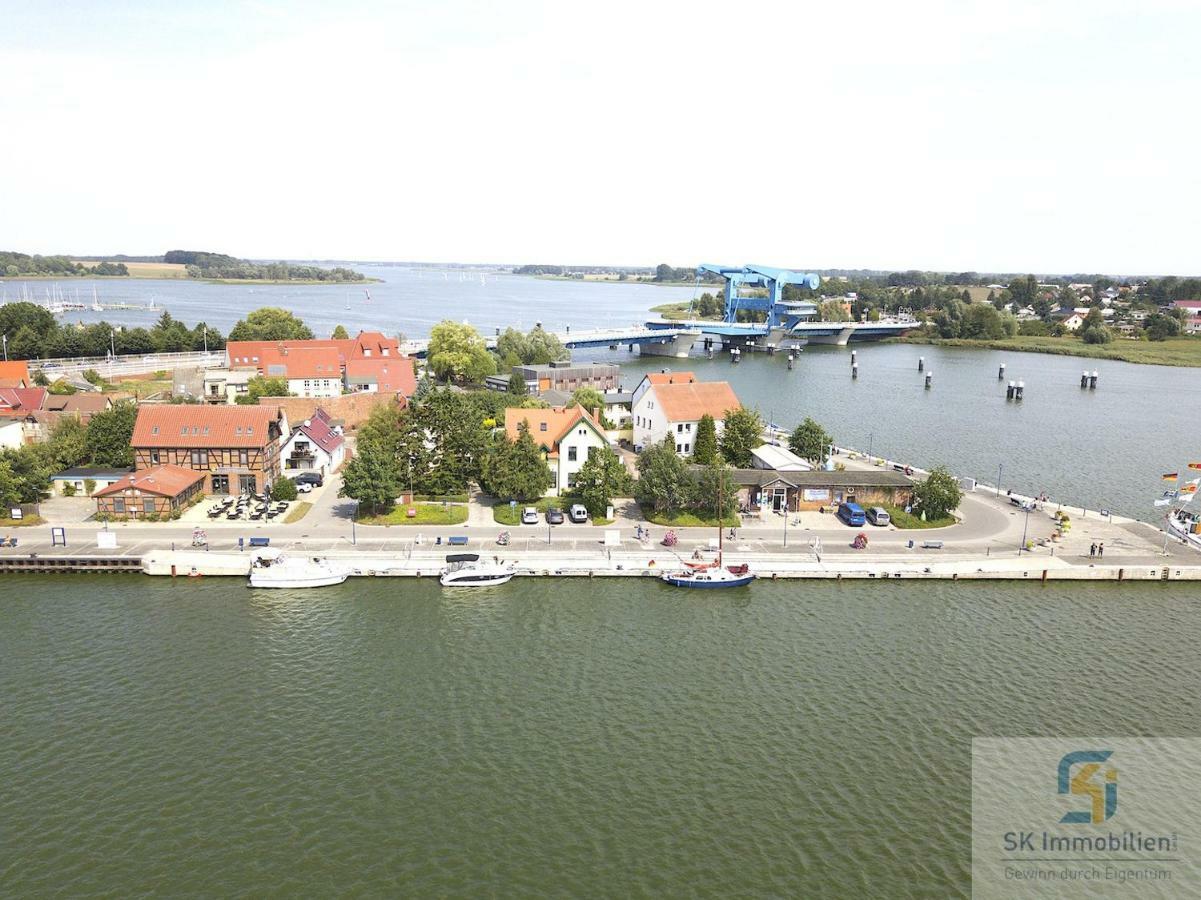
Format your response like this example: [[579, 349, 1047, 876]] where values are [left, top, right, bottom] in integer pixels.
[[84, 478, 96, 495], [63, 483, 77, 497], [271, 477, 298, 501]]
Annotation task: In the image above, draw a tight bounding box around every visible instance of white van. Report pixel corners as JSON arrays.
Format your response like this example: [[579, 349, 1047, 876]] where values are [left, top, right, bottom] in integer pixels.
[[866, 507, 890, 526]]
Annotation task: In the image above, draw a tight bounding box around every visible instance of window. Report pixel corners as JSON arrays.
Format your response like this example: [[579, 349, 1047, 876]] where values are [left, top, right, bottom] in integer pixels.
[[180, 427, 187, 435], [677, 424, 684, 433], [239, 450, 249, 466], [568, 446, 577, 462], [567, 472, 578, 488], [149, 450, 160, 464], [151, 426, 159, 435], [685, 443, 691, 453], [191, 450, 208, 467], [113, 498, 125, 514], [540, 422, 547, 432], [676, 444, 683, 453], [143, 498, 155, 513]]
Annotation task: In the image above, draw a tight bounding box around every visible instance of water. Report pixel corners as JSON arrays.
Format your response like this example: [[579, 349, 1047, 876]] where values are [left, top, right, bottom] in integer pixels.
[[0, 265, 696, 339], [2, 576, 1198, 896]]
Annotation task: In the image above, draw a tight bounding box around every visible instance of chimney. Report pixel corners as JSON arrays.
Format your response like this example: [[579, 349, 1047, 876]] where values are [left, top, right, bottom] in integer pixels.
[[591, 407, 601, 421]]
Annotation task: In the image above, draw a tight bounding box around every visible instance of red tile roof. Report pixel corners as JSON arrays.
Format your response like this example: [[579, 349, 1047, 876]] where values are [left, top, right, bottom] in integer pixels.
[[344, 357, 417, 396], [504, 405, 605, 448], [94, 464, 205, 498], [291, 409, 344, 454], [131, 404, 284, 448], [651, 381, 741, 423], [226, 331, 401, 371], [645, 371, 696, 386], [0, 387, 47, 414], [0, 361, 30, 383], [259, 346, 342, 380]]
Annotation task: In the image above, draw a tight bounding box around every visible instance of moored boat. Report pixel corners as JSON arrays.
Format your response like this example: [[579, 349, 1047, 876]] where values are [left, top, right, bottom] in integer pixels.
[[661, 468, 753, 589], [439, 553, 516, 587], [1166, 508, 1201, 551], [249, 555, 348, 588]]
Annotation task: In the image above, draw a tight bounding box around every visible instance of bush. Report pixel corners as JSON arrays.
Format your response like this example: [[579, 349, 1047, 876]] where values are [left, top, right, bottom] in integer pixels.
[[271, 478, 299, 501], [63, 483, 77, 497], [84, 478, 96, 495]]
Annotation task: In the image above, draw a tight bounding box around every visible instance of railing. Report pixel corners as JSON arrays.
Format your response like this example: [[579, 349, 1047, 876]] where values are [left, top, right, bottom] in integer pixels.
[[29, 350, 227, 380]]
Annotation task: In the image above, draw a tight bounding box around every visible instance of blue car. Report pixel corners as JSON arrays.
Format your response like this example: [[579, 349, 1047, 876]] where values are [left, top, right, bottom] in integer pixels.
[[837, 502, 866, 527]]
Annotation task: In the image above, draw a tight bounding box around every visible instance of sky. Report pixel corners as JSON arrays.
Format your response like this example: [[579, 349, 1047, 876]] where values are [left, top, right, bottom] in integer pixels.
[[3, 0, 1199, 274]]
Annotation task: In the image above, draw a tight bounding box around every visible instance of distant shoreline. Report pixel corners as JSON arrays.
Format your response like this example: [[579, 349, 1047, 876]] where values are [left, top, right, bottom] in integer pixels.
[[1, 275, 382, 286], [532, 274, 701, 288], [890, 333, 1201, 368]]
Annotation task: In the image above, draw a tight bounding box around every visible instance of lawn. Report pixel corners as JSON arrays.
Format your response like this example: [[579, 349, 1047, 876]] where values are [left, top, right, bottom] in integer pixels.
[[893, 334, 1201, 367], [649, 301, 723, 322], [640, 506, 738, 528], [884, 505, 956, 529], [283, 501, 312, 524], [0, 514, 44, 528], [358, 502, 468, 526]]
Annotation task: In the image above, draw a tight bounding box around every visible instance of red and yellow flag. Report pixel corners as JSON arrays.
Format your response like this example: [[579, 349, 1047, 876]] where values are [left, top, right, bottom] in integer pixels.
[[1188, 463, 1201, 470], [1163, 473, 1179, 481], [1183, 484, 1198, 494]]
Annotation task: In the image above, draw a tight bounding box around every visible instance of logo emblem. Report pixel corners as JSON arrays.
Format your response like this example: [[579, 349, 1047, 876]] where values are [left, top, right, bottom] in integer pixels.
[[1058, 750, 1118, 823]]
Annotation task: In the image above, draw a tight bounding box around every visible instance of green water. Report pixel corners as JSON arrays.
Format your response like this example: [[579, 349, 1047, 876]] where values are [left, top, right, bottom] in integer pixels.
[[2, 577, 1199, 897]]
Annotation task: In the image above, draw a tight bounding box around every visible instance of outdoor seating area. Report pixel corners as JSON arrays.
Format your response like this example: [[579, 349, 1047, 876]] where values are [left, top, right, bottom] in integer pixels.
[[206, 494, 291, 522]]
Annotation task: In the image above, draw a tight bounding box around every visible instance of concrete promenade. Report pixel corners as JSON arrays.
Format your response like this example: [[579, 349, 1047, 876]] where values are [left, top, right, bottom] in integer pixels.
[[5, 468, 1199, 581]]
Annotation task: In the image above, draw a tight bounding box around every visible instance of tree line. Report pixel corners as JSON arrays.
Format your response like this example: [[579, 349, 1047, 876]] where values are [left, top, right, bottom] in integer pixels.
[[0, 252, 128, 278], [0, 304, 226, 360]]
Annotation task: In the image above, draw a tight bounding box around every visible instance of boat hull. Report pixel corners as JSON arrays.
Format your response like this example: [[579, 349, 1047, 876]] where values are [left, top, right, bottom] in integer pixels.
[[660, 573, 754, 588], [439, 572, 515, 587], [249, 572, 348, 589]]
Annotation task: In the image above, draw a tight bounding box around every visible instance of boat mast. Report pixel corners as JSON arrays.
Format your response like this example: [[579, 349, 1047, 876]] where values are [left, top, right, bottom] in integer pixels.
[[717, 467, 724, 566]]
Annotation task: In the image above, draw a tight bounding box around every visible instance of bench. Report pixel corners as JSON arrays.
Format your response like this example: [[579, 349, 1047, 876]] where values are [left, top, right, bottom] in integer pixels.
[[921, 540, 943, 550], [248, 537, 270, 548], [447, 536, 469, 546]]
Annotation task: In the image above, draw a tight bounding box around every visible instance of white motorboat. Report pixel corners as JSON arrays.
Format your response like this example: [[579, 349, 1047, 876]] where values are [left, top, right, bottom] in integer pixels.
[[439, 553, 516, 587], [1166, 508, 1201, 551], [249, 555, 348, 588]]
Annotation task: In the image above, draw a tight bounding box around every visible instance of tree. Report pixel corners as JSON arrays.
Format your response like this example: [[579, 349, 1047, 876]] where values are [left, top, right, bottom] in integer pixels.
[[569, 387, 612, 427], [911, 466, 962, 520], [331, 324, 350, 340], [1078, 307, 1112, 344], [115, 327, 155, 355], [84, 401, 138, 467], [227, 307, 315, 342], [635, 436, 694, 513], [574, 445, 632, 516], [0, 302, 57, 342], [692, 414, 718, 465], [508, 371, 528, 396], [47, 416, 88, 470], [495, 326, 568, 365], [0, 459, 20, 508], [5, 325, 43, 360], [719, 407, 763, 467], [1007, 275, 1039, 308], [270, 477, 298, 501], [411, 389, 489, 492], [1146, 313, 1180, 342], [426, 320, 496, 383], [238, 375, 292, 404], [694, 459, 739, 521], [339, 439, 402, 513], [789, 417, 832, 465], [480, 421, 553, 501], [47, 380, 77, 395]]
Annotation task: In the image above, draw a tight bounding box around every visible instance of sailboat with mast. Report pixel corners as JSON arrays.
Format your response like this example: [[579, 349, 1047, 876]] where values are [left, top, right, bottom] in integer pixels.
[[660, 470, 754, 588]]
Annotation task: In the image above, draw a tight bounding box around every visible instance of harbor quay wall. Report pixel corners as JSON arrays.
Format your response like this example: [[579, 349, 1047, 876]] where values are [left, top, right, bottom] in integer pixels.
[[138, 550, 1201, 582]]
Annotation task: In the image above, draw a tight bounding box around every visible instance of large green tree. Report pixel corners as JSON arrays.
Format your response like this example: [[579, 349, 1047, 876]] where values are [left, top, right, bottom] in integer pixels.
[[84, 401, 138, 468], [331, 324, 350, 340], [635, 436, 694, 513], [227, 307, 315, 342], [339, 439, 402, 513], [411, 388, 490, 493], [789, 417, 832, 465], [426, 320, 497, 383], [480, 421, 553, 501], [496, 326, 569, 366], [574, 446, 632, 515], [692, 413, 718, 464], [719, 407, 763, 468], [694, 459, 738, 521], [911, 466, 963, 520]]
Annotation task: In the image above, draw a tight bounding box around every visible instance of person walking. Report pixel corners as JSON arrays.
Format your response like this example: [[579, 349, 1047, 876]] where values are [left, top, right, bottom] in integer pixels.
[[1089, 542, 1097, 559], [1098, 542, 1104, 559]]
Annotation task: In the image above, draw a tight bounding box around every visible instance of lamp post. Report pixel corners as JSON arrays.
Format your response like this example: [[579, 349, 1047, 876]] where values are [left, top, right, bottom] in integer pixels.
[[783, 495, 789, 548], [352, 499, 359, 545], [867, 431, 874, 460], [1019, 503, 1030, 554], [2, 333, 7, 361], [997, 463, 1003, 498]]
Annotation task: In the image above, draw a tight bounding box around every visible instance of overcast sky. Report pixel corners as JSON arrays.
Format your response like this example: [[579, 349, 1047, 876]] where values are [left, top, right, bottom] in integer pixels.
[[3, 0, 1198, 274]]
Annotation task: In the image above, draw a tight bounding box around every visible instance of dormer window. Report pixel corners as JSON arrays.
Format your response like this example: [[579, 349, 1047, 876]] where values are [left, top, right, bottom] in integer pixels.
[[540, 422, 547, 432], [151, 426, 159, 435]]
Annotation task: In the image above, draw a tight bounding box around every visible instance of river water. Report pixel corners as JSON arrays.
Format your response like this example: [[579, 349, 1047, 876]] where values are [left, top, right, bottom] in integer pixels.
[[3, 576, 1199, 897]]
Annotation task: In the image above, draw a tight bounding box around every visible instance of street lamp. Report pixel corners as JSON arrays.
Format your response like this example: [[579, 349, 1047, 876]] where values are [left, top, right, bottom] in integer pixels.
[[352, 498, 359, 545], [1019, 503, 1030, 554], [867, 431, 874, 460], [997, 462, 1003, 498], [783, 495, 789, 548], [2, 333, 7, 361]]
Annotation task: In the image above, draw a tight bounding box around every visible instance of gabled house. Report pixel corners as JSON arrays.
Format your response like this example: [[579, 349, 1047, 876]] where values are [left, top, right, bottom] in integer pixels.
[[94, 465, 206, 519], [0, 387, 49, 444], [631, 374, 741, 456], [503, 404, 611, 496], [280, 408, 346, 476], [344, 358, 417, 397], [130, 404, 289, 496], [42, 393, 115, 422], [1173, 300, 1201, 334]]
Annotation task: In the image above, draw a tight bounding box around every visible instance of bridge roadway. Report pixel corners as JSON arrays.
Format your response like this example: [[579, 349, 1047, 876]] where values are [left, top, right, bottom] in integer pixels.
[[402, 325, 704, 358]]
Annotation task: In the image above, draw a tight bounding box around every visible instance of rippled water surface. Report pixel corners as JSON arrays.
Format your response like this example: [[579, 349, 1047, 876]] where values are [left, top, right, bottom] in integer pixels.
[[3, 577, 1199, 896]]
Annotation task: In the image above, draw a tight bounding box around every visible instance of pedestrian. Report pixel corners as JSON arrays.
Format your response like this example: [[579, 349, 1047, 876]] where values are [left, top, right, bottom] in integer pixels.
[[1089, 542, 1096, 559], [1098, 542, 1104, 558]]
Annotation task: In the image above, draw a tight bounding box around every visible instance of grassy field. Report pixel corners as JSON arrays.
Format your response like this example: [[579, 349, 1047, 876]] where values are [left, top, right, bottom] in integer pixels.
[[649, 301, 725, 321], [74, 261, 189, 279], [358, 502, 468, 526], [894, 334, 1201, 367], [283, 501, 312, 524], [883, 505, 956, 529], [110, 377, 173, 399]]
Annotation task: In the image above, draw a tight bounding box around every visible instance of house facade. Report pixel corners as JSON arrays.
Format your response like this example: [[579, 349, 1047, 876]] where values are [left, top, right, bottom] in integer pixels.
[[130, 404, 288, 495], [344, 358, 417, 396], [280, 408, 346, 475], [1173, 300, 1201, 334], [94, 465, 206, 519], [504, 405, 611, 496], [631, 373, 741, 456], [729, 468, 914, 514]]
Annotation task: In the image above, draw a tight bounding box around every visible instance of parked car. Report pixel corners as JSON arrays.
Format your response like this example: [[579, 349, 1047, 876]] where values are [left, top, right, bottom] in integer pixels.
[[546, 507, 565, 525], [293, 480, 314, 494], [521, 506, 539, 525], [294, 472, 324, 487], [568, 504, 588, 523], [866, 507, 891, 526], [837, 501, 866, 527]]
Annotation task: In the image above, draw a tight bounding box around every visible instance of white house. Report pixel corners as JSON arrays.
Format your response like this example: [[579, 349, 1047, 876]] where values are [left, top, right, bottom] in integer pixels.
[[0, 418, 24, 451], [631, 373, 741, 456], [1062, 313, 1086, 332], [504, 405, 611, 496], [280, 408, 346, 476]]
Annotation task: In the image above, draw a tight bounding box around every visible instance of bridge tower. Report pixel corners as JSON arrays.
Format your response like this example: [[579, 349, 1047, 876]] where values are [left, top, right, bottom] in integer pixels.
[[696, 263, 823, 329]]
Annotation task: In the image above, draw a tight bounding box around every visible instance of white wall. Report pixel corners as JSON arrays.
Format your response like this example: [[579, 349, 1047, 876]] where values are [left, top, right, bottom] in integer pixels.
[[632, 387, 723, 456], [0, 420, 25, 451], [287, 377, 340, 399], [552, 423, 609, 495]]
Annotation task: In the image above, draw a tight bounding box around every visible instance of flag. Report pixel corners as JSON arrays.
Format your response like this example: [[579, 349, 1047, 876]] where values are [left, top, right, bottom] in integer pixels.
[[1163, 473, 1179, 481], [1155, 498, 1172, 507], [1189, 463, 1201, 470], [1183, 483, 1198, 494]]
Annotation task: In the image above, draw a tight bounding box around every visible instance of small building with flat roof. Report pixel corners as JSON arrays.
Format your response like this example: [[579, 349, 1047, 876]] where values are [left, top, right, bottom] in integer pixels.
[[727, 468, 914, 513]]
